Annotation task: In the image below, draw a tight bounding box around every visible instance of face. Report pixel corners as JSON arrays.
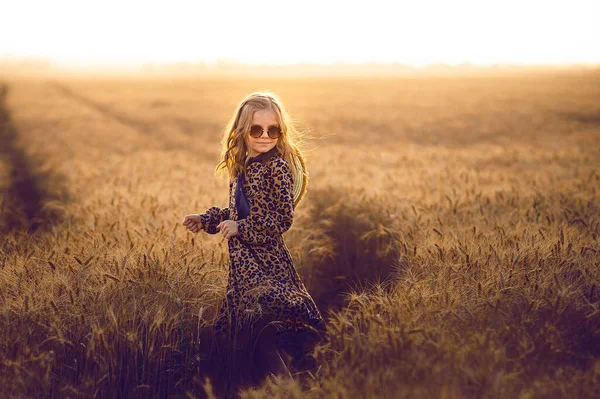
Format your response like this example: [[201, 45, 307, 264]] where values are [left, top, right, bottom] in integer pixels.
[[246, 109, 279, 158]]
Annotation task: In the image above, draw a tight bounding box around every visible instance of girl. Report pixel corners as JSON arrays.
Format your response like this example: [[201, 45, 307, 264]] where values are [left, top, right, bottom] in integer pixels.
[[182, 91, 326, 387]]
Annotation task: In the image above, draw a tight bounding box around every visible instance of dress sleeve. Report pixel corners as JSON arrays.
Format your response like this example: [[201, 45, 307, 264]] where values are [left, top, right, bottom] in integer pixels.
[[199, 206, 230, 234], [236, 157, 294, 245], [198, 181, 233, 234]]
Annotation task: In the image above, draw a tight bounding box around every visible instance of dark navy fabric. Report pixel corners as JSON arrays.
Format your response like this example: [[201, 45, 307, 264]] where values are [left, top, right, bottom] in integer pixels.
[[235, 172, 250, 220]]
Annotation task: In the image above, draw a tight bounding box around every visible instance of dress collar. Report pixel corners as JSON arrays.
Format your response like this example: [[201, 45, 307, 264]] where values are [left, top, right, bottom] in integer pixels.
[[247, 146, 280, 166]]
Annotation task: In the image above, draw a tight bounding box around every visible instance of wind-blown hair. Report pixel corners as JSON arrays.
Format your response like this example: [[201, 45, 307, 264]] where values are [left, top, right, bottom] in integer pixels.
[[215, 91, 309, 207]]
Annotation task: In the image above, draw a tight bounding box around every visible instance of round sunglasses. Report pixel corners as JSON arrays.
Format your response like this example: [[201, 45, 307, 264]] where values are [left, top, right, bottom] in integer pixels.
[[249, 124, 281, 139]]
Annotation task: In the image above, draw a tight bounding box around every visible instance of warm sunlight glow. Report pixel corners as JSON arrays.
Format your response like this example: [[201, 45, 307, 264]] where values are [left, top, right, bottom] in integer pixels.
[[1, 0, 599, 67]]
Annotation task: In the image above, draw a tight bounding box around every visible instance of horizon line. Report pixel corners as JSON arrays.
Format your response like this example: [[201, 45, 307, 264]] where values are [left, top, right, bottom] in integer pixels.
[[1, 55, 600, 70]]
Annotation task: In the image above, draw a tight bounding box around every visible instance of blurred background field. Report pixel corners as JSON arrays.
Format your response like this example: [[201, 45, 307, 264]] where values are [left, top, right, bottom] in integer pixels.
[[1, 68, 599, 398]]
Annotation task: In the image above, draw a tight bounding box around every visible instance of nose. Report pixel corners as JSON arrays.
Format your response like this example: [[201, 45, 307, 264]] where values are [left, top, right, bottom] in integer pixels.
[[260, 128, 270, 138]]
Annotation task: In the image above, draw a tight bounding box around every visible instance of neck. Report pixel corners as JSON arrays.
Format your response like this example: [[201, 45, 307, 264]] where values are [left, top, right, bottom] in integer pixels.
[[248, 146, 277, 159]]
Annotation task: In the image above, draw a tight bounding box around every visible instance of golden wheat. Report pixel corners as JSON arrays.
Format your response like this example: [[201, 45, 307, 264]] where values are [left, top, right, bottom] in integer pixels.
[[0, 69, 599, 398]]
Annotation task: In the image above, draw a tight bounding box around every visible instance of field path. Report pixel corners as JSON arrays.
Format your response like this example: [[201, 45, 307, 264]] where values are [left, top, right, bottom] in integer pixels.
[[51, 83, 206, 152], [0, 84, 59, 233]]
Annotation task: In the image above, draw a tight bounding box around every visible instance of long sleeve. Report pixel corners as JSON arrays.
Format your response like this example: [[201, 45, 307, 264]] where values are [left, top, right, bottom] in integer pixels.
[[199, 206, 230, 234], [236, 157, 294, 245]]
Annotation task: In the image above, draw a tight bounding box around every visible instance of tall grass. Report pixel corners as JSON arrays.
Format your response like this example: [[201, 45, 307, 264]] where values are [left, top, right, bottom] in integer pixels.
[[1, 69, 599, 398]]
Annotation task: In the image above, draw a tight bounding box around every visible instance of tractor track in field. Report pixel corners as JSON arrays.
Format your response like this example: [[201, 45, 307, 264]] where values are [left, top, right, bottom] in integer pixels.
[[0, 84, 67, 234], [51, 83, 195, 151]]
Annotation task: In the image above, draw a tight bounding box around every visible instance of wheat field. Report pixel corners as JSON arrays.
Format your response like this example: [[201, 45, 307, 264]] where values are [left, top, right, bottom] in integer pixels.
[[1, 68, 599, 398]]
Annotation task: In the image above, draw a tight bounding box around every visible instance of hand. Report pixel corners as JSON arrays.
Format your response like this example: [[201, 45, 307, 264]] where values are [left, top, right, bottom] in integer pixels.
[[217, 220, 239, 239], [182, 214, 202, 234]]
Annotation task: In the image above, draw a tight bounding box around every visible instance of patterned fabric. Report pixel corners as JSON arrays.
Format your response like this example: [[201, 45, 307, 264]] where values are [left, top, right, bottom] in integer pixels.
[[199, 147, 326, 355]]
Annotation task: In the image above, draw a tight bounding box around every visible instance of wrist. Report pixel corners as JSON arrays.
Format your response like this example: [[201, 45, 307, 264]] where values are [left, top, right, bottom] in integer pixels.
[[236, 218, 246, 235]]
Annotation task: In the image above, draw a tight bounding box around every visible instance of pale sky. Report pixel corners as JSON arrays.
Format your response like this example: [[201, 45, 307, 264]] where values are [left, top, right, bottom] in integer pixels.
[[1, 0, 599, 67]]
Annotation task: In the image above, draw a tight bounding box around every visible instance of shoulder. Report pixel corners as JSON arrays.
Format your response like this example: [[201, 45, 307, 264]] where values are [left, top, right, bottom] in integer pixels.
[[266, 154, 292, 178]]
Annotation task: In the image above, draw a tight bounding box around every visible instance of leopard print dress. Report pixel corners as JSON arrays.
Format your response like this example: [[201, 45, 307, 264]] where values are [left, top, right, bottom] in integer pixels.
[[198, 146, 325, 358]]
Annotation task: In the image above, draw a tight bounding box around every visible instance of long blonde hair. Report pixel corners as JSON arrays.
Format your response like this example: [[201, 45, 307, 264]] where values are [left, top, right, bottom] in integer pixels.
[[215, 91, 309, 207]]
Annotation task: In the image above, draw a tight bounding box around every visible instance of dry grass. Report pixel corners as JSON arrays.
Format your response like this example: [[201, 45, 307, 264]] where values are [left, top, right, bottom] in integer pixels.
[[0, 69, 599, 398]]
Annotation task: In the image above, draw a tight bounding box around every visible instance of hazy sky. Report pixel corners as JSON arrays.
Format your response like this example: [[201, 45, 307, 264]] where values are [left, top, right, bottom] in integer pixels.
[[1, 0, 599, 67]]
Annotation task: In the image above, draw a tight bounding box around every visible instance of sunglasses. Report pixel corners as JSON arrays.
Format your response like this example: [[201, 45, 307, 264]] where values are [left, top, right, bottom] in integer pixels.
[[249, 125, 281, 139]]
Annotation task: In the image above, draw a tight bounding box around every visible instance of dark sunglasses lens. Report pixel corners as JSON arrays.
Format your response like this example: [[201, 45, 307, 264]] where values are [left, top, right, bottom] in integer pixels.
[[249, 125, 263, 137], [268, 126, 281, 138]]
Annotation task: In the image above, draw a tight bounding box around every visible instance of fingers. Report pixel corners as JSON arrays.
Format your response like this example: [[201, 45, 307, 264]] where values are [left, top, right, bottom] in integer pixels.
[[183, 220, 200, 233], [183, 214, 201, 226], [218, 222, 231, 239], [219, 221, 238, 239], [182, 215, 203, 235]]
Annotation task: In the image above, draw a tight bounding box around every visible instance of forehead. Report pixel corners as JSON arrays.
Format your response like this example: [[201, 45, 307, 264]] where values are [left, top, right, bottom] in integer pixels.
[[251, 109, 279, 126]]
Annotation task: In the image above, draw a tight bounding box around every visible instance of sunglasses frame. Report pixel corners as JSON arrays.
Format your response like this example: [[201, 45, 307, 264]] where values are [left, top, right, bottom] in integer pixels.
[[249, 124, 282, 139]]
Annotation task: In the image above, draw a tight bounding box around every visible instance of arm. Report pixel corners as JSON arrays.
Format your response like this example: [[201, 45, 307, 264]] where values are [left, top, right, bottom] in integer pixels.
[[198, 181, 233, 234], [236, 157, 294, 245], [199, 206, 230, 234]]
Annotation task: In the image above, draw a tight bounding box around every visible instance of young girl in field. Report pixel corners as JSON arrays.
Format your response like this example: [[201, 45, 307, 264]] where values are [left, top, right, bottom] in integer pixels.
[[182, 91, 326, 388]]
